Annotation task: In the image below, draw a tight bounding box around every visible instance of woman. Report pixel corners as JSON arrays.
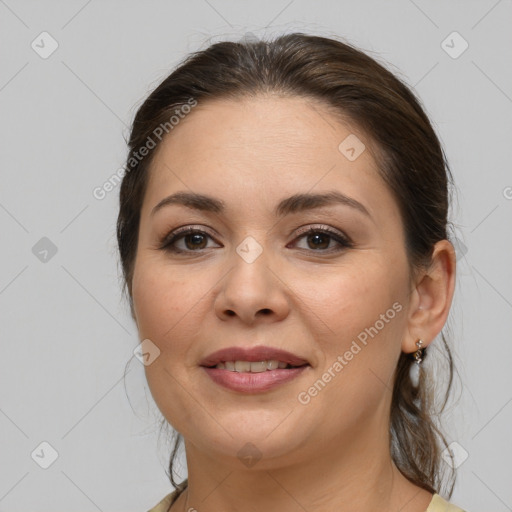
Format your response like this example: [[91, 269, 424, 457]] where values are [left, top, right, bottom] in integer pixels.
[[117, 33, 466, 511]]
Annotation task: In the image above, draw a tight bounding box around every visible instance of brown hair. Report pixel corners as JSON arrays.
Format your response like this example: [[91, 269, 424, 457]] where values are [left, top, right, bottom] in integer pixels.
[[117, 32, 458, 504]]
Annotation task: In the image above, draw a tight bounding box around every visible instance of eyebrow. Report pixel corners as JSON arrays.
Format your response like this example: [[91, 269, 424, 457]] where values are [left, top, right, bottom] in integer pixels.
[[150, 191, 372, 219]]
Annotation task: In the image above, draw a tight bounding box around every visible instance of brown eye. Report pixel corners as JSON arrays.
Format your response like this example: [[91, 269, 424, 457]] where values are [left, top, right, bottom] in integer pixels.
[[305, 232, 331, 250], [289, 226, 353, 253], [182, 233, 208, 250], [159, 227, 220, 253]]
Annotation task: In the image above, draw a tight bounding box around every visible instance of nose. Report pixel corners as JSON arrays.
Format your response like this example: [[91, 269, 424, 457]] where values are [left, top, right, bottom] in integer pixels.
[[214, 242, 290, 326]]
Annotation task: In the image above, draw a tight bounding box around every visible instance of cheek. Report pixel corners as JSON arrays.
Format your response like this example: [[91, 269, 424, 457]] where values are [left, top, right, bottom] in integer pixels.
[[294, 260, 406, 377], [132, 264, 208, 429], [293, 261, 399, 336], [295, 276, 403, 424], [132, 262, 201, 345]]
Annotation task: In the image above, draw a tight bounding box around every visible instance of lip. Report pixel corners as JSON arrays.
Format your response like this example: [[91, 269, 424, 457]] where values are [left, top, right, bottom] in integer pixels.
[[202, 366, 309, 393], [199, 345, 310, 367]]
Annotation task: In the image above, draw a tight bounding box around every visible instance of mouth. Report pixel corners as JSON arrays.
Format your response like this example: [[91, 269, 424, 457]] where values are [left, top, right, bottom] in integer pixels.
[[203, 360, 309, 372], [199, 345, 311, 392], [200, 353, 311, 393], [199, 345, 311, 371]]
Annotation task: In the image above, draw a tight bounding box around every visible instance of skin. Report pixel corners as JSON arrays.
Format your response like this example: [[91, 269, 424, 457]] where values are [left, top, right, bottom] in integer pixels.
[[131, 95, 456, 512]]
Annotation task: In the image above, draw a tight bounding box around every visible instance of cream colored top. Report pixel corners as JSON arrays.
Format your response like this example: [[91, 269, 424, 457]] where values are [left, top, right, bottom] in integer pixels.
[[147, 490, 467, 512]]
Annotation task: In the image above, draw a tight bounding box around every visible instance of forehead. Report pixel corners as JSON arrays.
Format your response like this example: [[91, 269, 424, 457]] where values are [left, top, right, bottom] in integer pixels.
[[142, 95, 397, 224], [151, 94, 375, 171]]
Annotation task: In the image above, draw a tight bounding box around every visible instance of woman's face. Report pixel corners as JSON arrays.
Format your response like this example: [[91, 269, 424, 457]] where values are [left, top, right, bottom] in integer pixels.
[[131, 95, 415, 467]]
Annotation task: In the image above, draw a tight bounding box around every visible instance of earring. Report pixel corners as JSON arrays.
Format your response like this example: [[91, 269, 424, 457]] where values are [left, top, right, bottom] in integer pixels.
[[409, 339, 425, 387], [413, 339, 424, 364]]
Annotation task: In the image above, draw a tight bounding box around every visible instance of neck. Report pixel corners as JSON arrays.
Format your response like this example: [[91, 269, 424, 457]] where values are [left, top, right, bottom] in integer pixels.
[[175, 419, 433, 512]]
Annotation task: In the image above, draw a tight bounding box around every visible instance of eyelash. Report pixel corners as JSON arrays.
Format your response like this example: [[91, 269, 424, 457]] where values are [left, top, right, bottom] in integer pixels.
[[158, 224, 354, 255]]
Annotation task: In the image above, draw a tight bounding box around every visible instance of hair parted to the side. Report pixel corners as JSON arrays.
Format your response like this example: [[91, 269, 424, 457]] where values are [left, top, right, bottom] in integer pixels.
[[116, 32, 458, 507]]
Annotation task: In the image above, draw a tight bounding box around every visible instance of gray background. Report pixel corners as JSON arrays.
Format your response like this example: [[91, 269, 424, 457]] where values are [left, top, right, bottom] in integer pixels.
[[1, 1, 511, 511]]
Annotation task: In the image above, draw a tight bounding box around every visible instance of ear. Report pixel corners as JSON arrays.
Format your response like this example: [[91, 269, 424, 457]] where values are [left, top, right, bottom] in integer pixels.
[[401, 239, 456, 354]]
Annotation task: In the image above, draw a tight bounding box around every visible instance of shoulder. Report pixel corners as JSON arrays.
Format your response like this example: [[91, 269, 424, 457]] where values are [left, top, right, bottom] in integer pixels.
[[426, 493, 467, 512], [146, 490, 179, 512]]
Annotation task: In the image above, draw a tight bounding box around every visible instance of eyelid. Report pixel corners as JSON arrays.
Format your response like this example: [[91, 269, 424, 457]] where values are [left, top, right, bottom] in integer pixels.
[[292, 223, 351, 242], [159, 223, 353, 253], [159, 224, 220, 247]]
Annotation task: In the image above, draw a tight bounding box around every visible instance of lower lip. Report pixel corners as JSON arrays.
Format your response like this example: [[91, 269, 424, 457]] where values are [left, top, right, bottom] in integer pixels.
[[202, 366, 309, 393]]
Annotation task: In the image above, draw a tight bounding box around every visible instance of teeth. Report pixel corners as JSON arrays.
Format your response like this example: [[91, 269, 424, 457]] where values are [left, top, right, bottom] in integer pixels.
[[214, 360, 291, 372]]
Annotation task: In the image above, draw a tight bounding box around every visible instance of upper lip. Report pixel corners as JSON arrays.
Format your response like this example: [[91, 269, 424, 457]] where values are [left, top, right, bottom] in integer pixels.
[[200, 346, 310, 367]]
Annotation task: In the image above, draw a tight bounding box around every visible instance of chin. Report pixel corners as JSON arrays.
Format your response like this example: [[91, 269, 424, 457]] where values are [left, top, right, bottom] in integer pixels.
[[188, 423, 309, 468]]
